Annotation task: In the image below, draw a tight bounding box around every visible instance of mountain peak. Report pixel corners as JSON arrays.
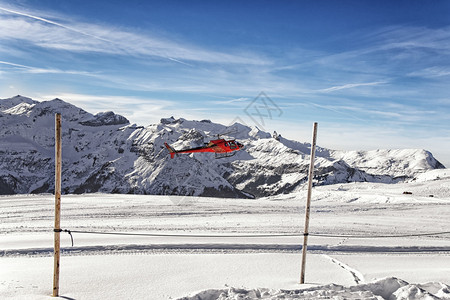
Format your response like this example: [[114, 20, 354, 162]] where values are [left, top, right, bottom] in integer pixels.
[[0, 95, 445, 197], [80, 111, 129, 127], [1, 95, 37, 111]]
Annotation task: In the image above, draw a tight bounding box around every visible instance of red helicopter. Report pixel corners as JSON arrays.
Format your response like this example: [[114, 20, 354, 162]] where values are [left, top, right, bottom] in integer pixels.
[[164, 137, 244, 159]]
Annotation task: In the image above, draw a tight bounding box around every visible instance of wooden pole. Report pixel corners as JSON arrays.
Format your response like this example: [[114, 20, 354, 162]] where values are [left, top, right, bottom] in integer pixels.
[[300, 122, 318, 284], [53, 113, 62, 297]]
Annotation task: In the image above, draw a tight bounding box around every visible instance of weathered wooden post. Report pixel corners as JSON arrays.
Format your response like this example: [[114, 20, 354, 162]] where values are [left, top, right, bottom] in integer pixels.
[[300, 122, 318, 284], [53, 113, 62, 297]]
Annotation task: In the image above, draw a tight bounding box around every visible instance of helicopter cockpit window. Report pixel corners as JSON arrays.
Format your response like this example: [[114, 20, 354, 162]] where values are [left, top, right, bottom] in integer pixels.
[[229, 141, 237, 149]]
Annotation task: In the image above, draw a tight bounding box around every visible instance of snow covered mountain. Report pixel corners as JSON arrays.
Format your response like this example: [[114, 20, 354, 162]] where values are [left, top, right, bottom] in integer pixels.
[[0, 96, 445, 197]]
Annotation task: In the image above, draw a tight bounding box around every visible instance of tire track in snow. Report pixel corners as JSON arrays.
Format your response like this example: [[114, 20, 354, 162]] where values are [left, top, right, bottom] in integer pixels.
[[323, 254, 365, 284], [3, 244, 450, 258]]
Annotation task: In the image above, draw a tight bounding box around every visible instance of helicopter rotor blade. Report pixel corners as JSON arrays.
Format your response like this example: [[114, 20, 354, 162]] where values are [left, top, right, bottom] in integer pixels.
[[207, 126, 238, 139]]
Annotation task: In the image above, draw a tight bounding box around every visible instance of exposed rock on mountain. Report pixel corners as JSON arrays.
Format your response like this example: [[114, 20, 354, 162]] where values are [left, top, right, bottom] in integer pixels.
[[0, 96, 445, 197]]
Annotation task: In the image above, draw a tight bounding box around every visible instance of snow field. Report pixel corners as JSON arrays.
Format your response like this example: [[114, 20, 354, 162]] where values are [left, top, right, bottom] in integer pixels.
[[0, 253, 355, 299], [1, 175, 450, 299], [4, 253, 447, 299]]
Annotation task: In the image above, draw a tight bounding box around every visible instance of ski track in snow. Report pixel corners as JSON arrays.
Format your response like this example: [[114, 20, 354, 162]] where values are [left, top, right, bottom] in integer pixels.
[[1, 176, 450, 299], [323, 254, 365, 284], [3, 243, 450, 258]]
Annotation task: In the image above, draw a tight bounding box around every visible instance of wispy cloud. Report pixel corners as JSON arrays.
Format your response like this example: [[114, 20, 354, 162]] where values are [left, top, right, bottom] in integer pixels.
[[372, 25, 450, 54], [308, 25, 450, 83], [40, 93, 176, 125], [407, 67, 450, 78], [0, 60, 33, 69], [280, 96, 443, 126], [318, 81, 386, 93], [0, 5, 269, 66], [0, 60, 95, 76], [0, 5, 112, 43], [1, 4, 449, 129], [212, 97, 251, 106], [3, 5, 447, 102]]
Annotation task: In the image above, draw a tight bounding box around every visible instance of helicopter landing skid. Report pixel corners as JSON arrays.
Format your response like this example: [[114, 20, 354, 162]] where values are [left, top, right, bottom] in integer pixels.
[[215, 152, 236, 159]]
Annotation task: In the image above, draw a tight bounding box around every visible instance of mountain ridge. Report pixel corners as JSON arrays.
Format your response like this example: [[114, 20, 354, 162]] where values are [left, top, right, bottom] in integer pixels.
[[0, 96, 445, 197]]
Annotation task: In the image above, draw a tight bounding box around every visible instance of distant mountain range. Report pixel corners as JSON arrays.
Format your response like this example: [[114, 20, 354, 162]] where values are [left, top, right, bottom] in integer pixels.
[[0, 95, 445, 197]]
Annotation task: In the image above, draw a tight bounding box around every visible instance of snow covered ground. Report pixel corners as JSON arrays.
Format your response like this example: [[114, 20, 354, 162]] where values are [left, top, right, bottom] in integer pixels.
[[1, 170, 450, 299]]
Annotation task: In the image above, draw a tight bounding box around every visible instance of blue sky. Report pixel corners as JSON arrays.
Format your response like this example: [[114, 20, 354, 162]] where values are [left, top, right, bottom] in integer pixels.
[[1, 0, 450, 166]]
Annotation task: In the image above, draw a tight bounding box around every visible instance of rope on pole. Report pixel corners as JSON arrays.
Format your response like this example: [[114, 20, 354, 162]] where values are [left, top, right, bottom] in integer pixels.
[[53, 228, 450, 247]]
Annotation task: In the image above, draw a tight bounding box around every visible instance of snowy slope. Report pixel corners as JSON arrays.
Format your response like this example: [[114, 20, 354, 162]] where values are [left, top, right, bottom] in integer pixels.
[[0, 96, 445, 197], [1, 178, 449, 299], [0, 95, 37, 111], [330, 149, 445, 178]]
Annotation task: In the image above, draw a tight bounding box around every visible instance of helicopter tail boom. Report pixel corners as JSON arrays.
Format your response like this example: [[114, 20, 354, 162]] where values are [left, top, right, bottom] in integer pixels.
[[164, 142, 177, 159]]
